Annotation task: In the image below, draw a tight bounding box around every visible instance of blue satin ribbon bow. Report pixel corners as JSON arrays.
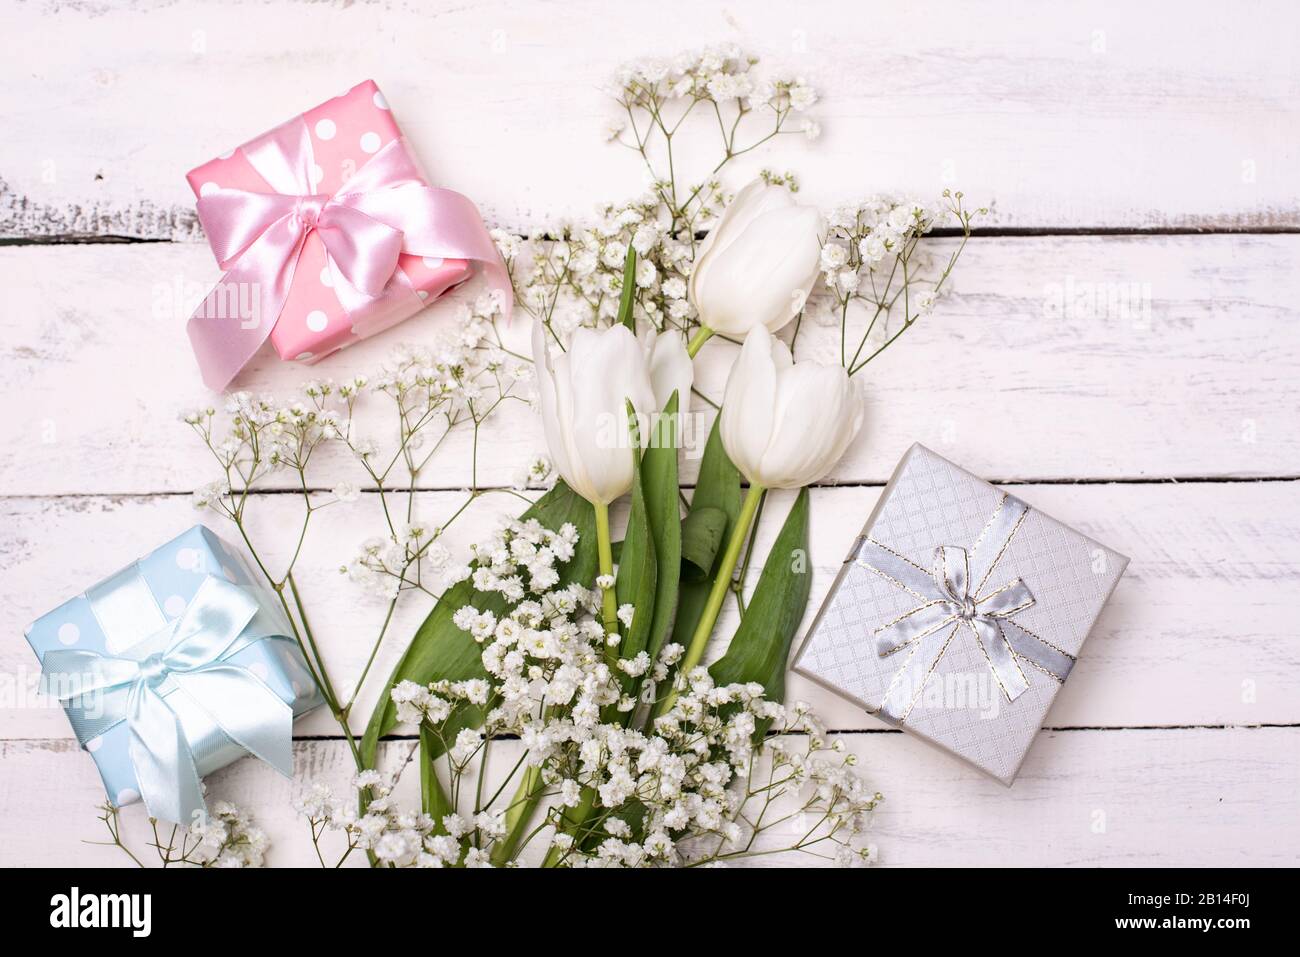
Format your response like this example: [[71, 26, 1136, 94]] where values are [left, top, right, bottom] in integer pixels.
[[852, 494, 1076, 724], [40, 575, 295, 824]]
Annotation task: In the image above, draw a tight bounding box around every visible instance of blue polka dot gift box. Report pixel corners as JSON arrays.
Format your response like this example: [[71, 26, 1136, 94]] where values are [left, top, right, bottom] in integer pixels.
[[23, 525, 322, 824]]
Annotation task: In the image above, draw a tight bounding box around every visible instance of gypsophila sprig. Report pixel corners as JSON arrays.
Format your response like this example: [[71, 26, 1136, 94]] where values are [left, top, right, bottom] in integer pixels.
[[171, 292, 533, 854], [613, 46, 817, 236], [815, 189, 986, 374], [297, 771, 448, 867], [496, 47, 819, 347], [300, 516, 880, 868], [96, 801, 268, 868]]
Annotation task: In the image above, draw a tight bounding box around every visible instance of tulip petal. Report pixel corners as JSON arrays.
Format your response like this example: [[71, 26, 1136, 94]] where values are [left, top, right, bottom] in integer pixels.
[[720, 327, 779, 487], [693, 180, 795, 267], [757, 363, 840, 488], [758, 362, 863, 488], [566, 325, 657, 505], [532, 319, 597, 501], [645, 330, 694, 413]]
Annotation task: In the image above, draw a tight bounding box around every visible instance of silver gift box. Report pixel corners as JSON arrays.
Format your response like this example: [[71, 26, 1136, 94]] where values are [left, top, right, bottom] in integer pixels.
[[793, 444, 1127, 784]]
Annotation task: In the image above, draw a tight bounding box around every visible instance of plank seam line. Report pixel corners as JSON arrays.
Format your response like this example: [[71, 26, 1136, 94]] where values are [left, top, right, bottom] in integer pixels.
[[3, 225, 1300, 248], [3, 475, 1297, 502], [349, 722, 1300, 739], [6, 725, 1296, 748]]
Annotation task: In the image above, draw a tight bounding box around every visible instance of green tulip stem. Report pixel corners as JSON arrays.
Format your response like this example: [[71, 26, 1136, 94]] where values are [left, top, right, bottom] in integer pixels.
[[657, 482, 765, 717], [686, 326, 716, 358], [593, 501, 619, 642], [491, 763, 544, 866]]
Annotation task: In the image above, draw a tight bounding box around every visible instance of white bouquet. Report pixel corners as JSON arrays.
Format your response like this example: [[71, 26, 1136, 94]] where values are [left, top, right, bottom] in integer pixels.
[[109, 47, 978, 868]]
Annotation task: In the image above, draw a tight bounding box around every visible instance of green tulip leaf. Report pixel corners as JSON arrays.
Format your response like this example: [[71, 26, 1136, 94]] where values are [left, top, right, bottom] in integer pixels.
[[618, 246, 638, 332], [641, 391, 682, 663], [361, 481, 597, 766], [614, 402, 656, 689], [679, 506, 727, 582], [708, 487, 811, 729], [670, 416, 741, 648]]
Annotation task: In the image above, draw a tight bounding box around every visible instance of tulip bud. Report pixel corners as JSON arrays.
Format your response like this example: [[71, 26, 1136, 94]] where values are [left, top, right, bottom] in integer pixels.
[[688, 179, 823, 338], [719, 326, 864, 490]]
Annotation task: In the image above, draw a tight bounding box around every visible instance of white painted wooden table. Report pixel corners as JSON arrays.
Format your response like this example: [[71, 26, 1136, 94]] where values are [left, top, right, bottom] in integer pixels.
[[2, 0, 1297, 867]]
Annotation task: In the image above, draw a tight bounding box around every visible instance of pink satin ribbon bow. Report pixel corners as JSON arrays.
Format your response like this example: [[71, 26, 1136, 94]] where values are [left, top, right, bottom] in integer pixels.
[[187, 113, 509, 390]]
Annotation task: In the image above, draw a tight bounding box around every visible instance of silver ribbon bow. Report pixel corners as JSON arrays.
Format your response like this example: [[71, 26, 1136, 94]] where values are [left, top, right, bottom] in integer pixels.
[[40, 575, 295, 824], [852, 493, 1076, 724]]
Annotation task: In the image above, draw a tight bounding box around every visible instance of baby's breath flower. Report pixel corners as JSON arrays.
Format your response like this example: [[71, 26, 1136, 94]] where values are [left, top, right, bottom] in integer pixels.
[[332, 480, 361, 503]]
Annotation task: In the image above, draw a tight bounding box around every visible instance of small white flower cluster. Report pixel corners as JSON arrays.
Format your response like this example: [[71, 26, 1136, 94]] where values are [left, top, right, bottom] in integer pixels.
[[180, 389, 344, 512], [815, 190, 984, 375], [452, 516, 579, 599], [330, 294, 533, 600], [821, 194, 946, 297], [554, 670, 881, 868], [182, 290, 522, 505], [344, 523, 449, 600], [186, 800, 270, 867], [499, 48, 819, 348], [513, 452, 555, 491], [507, 194, 697, 343], [98, 799, 269, 868], [613, 46, 816, 119], [373, 520, 879, 868], [300, 771, 510, 868], [361, 292, 525, 418]]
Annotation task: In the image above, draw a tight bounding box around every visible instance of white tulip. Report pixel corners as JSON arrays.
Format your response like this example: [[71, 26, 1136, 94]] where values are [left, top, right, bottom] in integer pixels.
[[532, 321, 691, 507], [688, 179, 823, 339], [720, 326, 864, 490]]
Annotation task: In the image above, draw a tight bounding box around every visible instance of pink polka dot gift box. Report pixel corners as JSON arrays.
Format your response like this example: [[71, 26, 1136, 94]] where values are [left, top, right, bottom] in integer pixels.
[[23, 525, 323, 823], [185, 79, 510, 391]]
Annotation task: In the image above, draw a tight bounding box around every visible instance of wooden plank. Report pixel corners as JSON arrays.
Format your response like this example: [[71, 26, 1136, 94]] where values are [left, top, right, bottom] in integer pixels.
[[4, 480, 1297, 738], [3, 233, 1297, 495], [2, 0, 1297, 237], [2, 727, 1295, 866]]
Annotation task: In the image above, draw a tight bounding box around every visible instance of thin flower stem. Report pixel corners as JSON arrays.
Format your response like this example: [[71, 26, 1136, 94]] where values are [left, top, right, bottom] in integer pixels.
[[541, 787, 597, 868], [287, 572, 363, 770], [690, 386, 720, 411], [93, 806, 145, 868], [732, 487, 767, 616], [847, 254, 900, 370], [342, 595, 398, 714], [686, 325, 715, 358], [267, 575, 330, 699], [287, 572, 340, 711], [593, 501, 619, 641], [483, 750, 531, 811]]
